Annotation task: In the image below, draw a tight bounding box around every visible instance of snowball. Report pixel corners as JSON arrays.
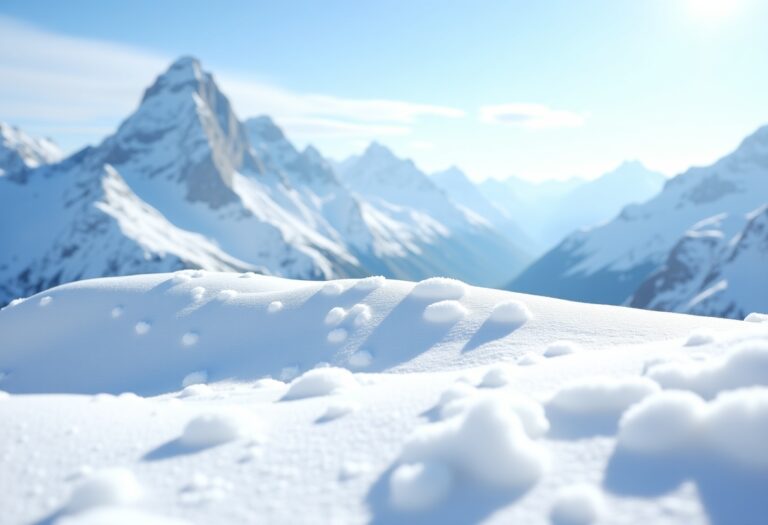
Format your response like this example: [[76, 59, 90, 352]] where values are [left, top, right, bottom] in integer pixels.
[[488, 300, 531, 325], [110, 306, 124, 319], [324, 307, 347, 326], [544, 340, 580, 358], [66, 468, 142, 513], [217, 289, 238, 300], [646, 341, 768, 398], [180, 332, 199, 347], [618, 390, 706, 454], [400, 397, 548, 489], [550, 484, 605, 525], [182, 371, 208, 387], [349, 303, 372, 326], [389, 461, 454, 511], [320, 281, 344, 296], [518, 352, 544, 366], [180, 411, 255, 447], [321, 399, 360, 421], [348, 350, 373, 368], [134, 321, 151, 335], [283, 367, 358, 400], [179, 384, 212, 398], [705, 387, 768, 468], [684, 329, 715, 347], [423, 300, 468, 324], [39, 295, 52, 307], [744, 312, 768, 323], [267, 300, 283, 313], [354, 275, 385, 291], [549, 377, 660, 416], [190, 286, 206, 301], [327, 328, 348, 344], [411, 277, 467, 301], [479, 365, 513, 388]]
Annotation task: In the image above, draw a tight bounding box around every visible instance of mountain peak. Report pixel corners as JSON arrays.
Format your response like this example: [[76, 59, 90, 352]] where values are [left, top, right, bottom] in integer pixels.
[[140, 55, 207, 103], [363, 141, 396, 159], [245, 116, 286, 144]]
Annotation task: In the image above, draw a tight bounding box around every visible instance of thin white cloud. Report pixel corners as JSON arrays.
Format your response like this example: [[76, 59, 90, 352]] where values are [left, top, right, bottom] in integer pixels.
[[479, 103, 587, 129], [0, 16, 464, 150]]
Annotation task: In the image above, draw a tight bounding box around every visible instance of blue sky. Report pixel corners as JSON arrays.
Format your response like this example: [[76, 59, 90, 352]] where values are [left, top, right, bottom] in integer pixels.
[[1, 0, 767, 181]]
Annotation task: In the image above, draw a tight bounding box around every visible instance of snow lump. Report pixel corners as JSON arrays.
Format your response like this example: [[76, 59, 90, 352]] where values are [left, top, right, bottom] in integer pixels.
[[282, 367, 358, 400], [423, 300, 468, 324], [411, 277, 467, 301], [488, 300, 532, 325], [66, 468, 142, 513]]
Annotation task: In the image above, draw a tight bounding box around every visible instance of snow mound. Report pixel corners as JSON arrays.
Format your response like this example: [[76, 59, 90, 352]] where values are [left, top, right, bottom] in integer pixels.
[[110, 306, 123, 319], [180, 411, 255, 447], [550, 484, 604, 525], [179, 384, 212, 398], [423, 300, 468, 324], [320, 281, 344, 296], [216, 290, 238, 301], [190, 286, 206, 302], [684, 329, 715, 347], [0, 390, 9, 400], [267, 300, 283, 313], [646, 340, 768, 398], [488, 300, 532, 325], [398, 397, 548, 490], [66, 468, 142, 513], [411, 277, 467, 301], [321, 399, 360, 421], [181, 371, 207, 387], [479, 365, 513, 388], [348, 350, 373, 368], [282, 367, 358, 400], [548, 377, 660, 416], [327, 328, 348, 344], [389, 461, 454, 511], [745, 312, 768, 323], [349, 303, 372, 326], [619, 387, 768, 468], [354, 276, 385, 291], [544, 340, 580, 358], [39, 295, 52, 307], [518, 352, 544, 366], [324, 307, 347, 326], [56, 507, 192, 525]]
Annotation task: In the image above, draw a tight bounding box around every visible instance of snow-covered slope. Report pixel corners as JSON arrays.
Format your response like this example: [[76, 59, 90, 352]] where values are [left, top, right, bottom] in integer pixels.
[[431, 166, 538, 253], [339, 144, 532, 286], [631, 205, 768, 319], [1, 272, 767, 525], [511, 125, 768, 305], [0, 122, 62, 180]]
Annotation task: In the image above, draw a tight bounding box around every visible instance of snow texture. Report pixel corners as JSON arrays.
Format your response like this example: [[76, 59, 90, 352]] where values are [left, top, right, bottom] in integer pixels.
[[423, 300, 468, 324], [411, 277, 468, 301], [549, 484, 604, 525], [66, 468, 142, 513], [282, 367, 358, 400], [544, 340, 580, 358], [489, 300, 532, 325], [389, 461, 454, 511], [180, 411, 254, 447]]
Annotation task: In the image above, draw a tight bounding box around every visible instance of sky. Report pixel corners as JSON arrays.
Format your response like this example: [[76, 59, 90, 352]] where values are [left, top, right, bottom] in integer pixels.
[[1, 0, 767, 181]]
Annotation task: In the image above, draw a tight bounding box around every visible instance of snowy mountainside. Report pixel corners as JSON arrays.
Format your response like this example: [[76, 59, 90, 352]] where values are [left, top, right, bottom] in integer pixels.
[[511, 124, 768, 306], [1, 272, 767, 525], [0, 122, 62, 180], [630, 204, 768, 319]]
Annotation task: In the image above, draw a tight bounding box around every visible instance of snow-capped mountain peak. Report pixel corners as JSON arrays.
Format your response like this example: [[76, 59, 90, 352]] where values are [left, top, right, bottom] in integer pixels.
[[0, 122, 62, 181]]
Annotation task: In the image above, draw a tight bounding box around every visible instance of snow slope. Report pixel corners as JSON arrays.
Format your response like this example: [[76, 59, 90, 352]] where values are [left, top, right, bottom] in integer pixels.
[[0, 122, 62, 181], [511, 125, 768, 306], [631, 205, 768, 319], [2, 272, 767, 524]]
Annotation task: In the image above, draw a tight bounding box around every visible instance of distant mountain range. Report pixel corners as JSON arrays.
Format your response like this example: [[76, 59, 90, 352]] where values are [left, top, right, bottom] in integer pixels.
[[510, 125, 768, 319], [0, 57, 531, 305]]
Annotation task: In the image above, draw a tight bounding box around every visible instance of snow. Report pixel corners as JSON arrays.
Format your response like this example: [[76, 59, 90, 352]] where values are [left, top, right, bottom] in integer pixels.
[[423, 300, 468, 323], [282, 367, 358, 400], [411, 277, 468, 300], [180, 411, 255, 448], [1, 272, 765, 525], [646, 340, 768, 398], [489, 299, 532, 325], [57, 508, 192, 525], [324, 306, 347, 326], [65, 468, 142, 513], [39, 295, 52, 307], [544, 340, 580, 357], [518, 352, 544, 365], [389, 461, 454, 511], [327, 328, 348, 344], [684, 328, 715, 346], [354, 275, 386, 291], [745, 312, 768, 323], [549, 484, 604, 525], [399, 397, 549, 490], [267, 300, 284, 313], [134, 321, 151, 335]]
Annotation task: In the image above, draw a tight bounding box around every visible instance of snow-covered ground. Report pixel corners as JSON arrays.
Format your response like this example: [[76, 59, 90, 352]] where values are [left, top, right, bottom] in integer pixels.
[[1, 272, 767, 525]]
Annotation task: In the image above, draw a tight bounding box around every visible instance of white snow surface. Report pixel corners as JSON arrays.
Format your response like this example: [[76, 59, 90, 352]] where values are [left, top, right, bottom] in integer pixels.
[[1, 272, 767, 524]]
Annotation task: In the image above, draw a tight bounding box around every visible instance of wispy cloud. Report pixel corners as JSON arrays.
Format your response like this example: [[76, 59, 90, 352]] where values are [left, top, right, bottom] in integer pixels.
[[479, 103, 587, 129], [0, 16, 464, 151]]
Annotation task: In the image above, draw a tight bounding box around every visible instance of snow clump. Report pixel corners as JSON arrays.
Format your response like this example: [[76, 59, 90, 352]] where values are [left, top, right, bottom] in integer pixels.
[[180, 411, 256, 448], [684, 328, 715, 347], [348, 350, 373, 368], [411, 277, 467, 301], [320, 281, 344, 296], [180, 332, 199, 347], [327, 328, 348, 344], [550, 484, 605, 525], [267, 300, 283, 313], [518, 352, 544, 366], [423, 300, 468, 324], [548, 376, 660, 417], [544, 340, 580, 358], [389, 461, 454, 511], [66, 468, 142, 513], [134, 321, 151, 335], [488, 300, 531, 325], [39, 295, 52, 307], [479, 365, 513, 388], [321, 399, 360, 421], [745, 312, 768, 323], [283, 367, 358, 400], [354, 275, 385, 291]]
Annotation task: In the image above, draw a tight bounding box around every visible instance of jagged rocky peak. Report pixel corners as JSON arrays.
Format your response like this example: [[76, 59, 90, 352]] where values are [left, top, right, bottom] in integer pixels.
[[0, 123, 62, 180], [245, 115, 288, 145]]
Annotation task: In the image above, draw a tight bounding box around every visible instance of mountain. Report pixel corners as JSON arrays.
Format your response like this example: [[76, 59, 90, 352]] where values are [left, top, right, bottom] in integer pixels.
[[630, 204, 768, 319], [431, 166, 538, 253], [1, 271, 764, 524], [510, 125, 768, 307], [0, 123, 62, 181], [0, 57, 531, 305], [338, 143, 532, 286]]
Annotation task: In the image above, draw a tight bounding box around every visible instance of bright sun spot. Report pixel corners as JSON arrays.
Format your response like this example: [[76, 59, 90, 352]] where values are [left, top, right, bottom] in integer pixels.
[[688, 0, 741, 18]]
